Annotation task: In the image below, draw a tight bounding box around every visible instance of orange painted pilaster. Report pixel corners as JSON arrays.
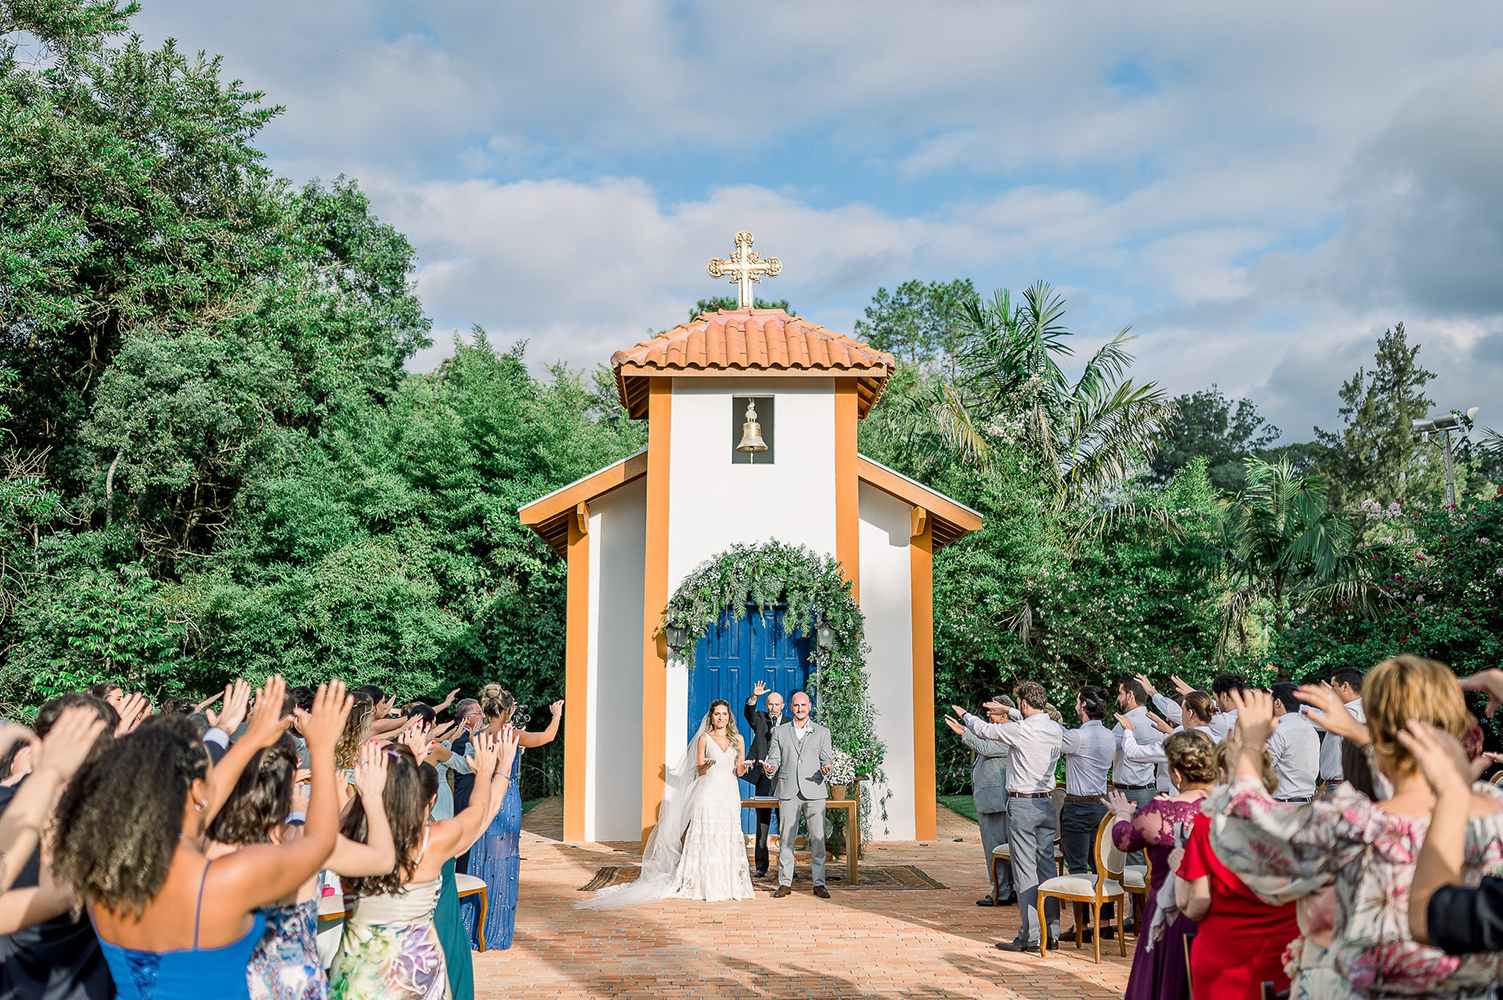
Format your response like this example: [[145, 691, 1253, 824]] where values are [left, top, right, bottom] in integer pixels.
[[562, 511, 590, 842], [910, 518, 937, 840], [834, 382, 860, 602], [641, 381, 672, 842]]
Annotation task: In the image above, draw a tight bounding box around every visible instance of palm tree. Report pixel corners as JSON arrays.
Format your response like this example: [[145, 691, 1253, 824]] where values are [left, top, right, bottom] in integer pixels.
[[1217, 457, 1381, 655], [934, 281, 1176, 506]]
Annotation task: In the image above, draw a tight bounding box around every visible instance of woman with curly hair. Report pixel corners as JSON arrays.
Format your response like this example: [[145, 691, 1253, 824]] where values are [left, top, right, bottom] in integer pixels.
[[462, 689, 562, 951], [204, 736, 396, 1000], [335, 694, 376, 774], [330, 729, 517, 1000], [50, 678, 352, 1000], [1107, 728, 1216, 1000]]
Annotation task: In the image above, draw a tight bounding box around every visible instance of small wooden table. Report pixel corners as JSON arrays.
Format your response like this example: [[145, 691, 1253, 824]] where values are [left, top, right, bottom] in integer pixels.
[[743, 796, 860, 885]]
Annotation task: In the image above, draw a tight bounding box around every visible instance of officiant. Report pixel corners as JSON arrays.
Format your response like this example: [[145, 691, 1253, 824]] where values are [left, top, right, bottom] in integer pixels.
[[743, 681, 785, 876]]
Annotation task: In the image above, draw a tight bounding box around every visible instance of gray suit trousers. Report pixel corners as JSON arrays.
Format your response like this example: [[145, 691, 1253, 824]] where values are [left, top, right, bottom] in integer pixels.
[[777, 797, 826, 887], [977, 808, 1011, 896], [1007, 796, 1060, 946]]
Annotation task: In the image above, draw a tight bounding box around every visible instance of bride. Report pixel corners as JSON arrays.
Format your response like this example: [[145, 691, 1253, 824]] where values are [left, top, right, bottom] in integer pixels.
[[578, 699, 756, 908]]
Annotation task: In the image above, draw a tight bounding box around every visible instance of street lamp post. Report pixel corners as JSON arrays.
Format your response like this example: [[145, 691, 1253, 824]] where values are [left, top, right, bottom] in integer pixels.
[[1411, 407, 1480, 508]]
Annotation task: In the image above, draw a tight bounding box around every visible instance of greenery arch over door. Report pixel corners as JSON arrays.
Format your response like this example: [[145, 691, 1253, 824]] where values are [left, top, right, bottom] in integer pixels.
[[662, 540, 887, 805]]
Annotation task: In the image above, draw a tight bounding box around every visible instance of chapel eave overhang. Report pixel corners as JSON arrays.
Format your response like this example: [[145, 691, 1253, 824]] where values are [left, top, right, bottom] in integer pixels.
[[516, 448, 983, 558], [611, 309, 895, 420]]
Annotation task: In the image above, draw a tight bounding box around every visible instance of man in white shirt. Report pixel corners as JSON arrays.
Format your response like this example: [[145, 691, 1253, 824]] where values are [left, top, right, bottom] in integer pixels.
[[957, 680, 1063, 953], [1111, 678, 1162, 807], [1059, 686, 1115, 876], [1266, 682, 1321, 802], [1206, 671, 1248, 742], [1313, 668, 1365, 784]]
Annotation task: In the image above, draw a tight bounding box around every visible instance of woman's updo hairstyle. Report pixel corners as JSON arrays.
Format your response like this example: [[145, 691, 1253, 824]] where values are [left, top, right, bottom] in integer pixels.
[[481, 688, 516, 726], [1077, 686, 1110, 721], [1183, 690, 1216, 727], [1163, 729, 1216, 786], [339, 744, 428, 896], [207, 733, 299, 846], [1365, 655, 1469, 778], [52, 714, 211, 917]]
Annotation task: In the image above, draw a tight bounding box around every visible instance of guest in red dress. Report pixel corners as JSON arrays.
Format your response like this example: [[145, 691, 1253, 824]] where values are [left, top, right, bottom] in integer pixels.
[[1177, 743, 1301, 999]]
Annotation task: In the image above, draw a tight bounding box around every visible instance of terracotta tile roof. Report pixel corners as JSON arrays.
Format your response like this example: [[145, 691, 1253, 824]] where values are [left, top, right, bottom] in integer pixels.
[[612, 309, 895, 418]]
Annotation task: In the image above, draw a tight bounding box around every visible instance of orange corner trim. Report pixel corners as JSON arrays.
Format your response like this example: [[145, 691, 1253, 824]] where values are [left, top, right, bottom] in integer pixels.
[[562, 513, 590, 842]]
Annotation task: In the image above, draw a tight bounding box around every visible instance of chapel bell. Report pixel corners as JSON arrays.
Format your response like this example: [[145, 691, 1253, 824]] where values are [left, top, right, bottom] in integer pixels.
[[737, 401, 768, 454]]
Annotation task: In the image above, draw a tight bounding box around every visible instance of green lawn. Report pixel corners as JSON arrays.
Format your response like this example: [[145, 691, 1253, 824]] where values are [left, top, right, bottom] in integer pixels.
[[938, 794, 977, 822], [521, 797, 547, 815]]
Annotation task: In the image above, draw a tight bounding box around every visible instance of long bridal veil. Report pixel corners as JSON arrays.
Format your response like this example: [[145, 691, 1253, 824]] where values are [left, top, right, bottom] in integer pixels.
[[575, 713, 721, 910]]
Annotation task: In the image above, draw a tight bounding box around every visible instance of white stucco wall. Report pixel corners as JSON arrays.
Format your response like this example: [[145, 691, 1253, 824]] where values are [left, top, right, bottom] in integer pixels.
[[663, 377, 838, 763], [586, 479, 647, 842], [858, 483, 916, 841]]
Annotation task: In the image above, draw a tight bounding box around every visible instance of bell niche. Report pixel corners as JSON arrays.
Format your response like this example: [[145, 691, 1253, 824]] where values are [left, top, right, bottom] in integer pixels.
[[731, 396, 774, 464]]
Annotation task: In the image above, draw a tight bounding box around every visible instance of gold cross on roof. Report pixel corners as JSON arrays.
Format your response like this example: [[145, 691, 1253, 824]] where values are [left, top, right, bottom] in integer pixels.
[[707, 231, 781, 309]]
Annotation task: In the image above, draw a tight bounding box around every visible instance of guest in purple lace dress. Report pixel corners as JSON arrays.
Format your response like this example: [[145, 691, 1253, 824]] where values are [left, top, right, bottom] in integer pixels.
[[1108, 729, 1217, 1000]]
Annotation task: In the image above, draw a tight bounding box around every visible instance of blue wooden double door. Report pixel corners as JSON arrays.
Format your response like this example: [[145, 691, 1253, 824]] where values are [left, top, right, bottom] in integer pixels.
[[689, 607, 811, 833]]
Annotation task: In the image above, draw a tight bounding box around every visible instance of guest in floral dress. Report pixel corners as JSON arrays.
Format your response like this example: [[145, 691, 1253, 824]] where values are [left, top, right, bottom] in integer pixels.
[[1109, 728, 1217, 1000], [1212, 658, 1503, 1000], [334, 731, 518, 1000]]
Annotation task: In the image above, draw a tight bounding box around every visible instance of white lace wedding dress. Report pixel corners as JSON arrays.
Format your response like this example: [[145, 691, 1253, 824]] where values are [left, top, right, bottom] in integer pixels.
[[666, 736, 755, 901]]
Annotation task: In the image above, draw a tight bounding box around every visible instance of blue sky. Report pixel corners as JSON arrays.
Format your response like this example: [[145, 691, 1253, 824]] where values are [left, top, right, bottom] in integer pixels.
[[132, 1, 1503, 441]]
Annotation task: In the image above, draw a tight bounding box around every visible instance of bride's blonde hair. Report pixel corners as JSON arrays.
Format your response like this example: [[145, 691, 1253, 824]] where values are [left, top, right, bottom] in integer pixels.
[[706, 699, 743, 761]]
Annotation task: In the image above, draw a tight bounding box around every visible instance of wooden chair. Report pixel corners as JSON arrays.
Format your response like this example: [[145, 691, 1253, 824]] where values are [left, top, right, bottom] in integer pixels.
[[1260, 983, 1290, 1000], [1035, 814, 1127, 963], [456, 874, 489, 952], [989, 828, 1067, 903], [1123, 854, 1150, 935]]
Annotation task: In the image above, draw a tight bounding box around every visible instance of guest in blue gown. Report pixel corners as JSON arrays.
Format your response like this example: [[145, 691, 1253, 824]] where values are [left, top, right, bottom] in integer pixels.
[[462, 688, 562, 951]]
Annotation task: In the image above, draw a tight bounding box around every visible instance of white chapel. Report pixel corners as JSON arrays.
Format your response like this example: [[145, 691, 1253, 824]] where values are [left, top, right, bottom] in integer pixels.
[[519, 233, 982, 844]]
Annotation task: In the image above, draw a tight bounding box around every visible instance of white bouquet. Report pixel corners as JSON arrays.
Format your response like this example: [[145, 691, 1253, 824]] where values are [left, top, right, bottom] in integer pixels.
[[827, 749, 856, 786]]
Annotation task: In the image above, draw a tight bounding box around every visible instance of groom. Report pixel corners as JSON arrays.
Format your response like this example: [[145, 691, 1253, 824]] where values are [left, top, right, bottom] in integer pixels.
[[762, 691, 834, 899]]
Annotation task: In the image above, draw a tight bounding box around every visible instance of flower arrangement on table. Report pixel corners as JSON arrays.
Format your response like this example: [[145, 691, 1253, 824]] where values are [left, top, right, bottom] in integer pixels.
[[826, 749, 856, 788]]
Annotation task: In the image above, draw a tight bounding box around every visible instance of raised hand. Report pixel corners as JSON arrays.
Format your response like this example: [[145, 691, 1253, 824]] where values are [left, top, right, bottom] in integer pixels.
[[549, 699, 564, 718], [1114, 712, 1135, 733], [376, 696, 398, 720], [115, 693, 151, 736], [1227, 689, 1275, 746], [435, 687, 461, 713], [35, 706, 108, 782], [1459, 669, 1503, 719], [290, 782, 310, 816], [467, 730, 500, 781], [1134, 674, 1158, 698], [943, 715, 966, 735], [352, 740, 390, 804], [1396, 721, 1472, 799], [208, 679, 251, 735], [1295, 684, 1367, 744], [982, 701, 1008, 715], [398, 719, 434, 763], [1147, 711, 1173, 735], [295, 680, 352, 755], [1170, 675, 1194, 696], [752, 681, 768, 698], [1102, 786, 1135, 820], [242, 675, 292, 749]]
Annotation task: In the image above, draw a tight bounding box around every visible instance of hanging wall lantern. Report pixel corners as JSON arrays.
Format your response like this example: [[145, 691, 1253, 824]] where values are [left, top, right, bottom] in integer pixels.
[[664, 623, 688, 655]]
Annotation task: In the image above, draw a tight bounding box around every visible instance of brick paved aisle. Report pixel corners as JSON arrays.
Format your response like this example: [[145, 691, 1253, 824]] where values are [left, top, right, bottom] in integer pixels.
[[472, 800, 1131, 999]]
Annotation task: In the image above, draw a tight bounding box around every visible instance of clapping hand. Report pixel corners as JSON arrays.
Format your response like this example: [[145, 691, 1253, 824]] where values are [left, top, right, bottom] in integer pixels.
[[1227, 689, 1276, 746]]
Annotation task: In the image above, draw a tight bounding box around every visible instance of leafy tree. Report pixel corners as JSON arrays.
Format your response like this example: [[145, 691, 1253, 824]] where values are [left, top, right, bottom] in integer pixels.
[[1148, 386, 1281, 491], [937, 281, 1177, 505], [1217, 457, 1376, 651], [691, 296, 792, 317], [1314, 324, 1445, 514], [852, 278, 975, 372]]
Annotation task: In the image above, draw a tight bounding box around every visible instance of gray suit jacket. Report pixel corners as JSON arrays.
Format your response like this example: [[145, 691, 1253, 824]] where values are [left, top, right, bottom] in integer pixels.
[[764, 720, 834, 800], [963, 729, 1009, 814]]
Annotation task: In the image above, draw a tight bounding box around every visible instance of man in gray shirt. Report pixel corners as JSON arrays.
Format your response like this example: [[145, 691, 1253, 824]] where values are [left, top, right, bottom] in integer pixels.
[[1268, 682, 1321, 802], [946, 696, 1015, 906]]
